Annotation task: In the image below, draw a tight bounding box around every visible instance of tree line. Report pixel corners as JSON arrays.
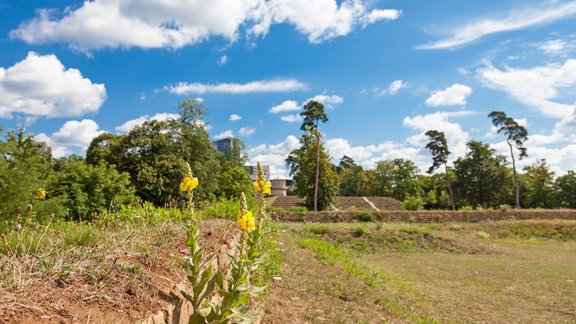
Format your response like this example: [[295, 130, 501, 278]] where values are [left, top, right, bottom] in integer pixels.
[[2, 98, 575, 221], [287, 103, 576, 211]]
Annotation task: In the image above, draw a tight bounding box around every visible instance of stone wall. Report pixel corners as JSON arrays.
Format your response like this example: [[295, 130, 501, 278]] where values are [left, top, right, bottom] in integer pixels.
[[271, 210, 576, 223]]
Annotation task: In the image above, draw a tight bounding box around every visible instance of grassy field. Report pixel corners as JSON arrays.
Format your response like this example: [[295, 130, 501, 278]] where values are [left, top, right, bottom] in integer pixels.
[[263, 220, 576, 323]]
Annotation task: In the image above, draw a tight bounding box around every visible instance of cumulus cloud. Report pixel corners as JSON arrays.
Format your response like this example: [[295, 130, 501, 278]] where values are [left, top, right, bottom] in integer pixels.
[[165, 79, 306, 95], [214, 130, 234, 140], [239, 127, 255, 137], [477, 59, 576, 118], [403, 111, 474, 160], [425, 84, 472, 107], [115, 113, 179, 133], [0, 52, 106, 119], [417, 2, 576, 50], [378, 80, 407, 96], [11, 0, 400, 51], [247, 135, 300, 178], [307, 94, 344, 108], [35, 119, 103, 158], [280, 114, 302, 123], [269, 100, 300, 114], [229, 113, 242, 122]]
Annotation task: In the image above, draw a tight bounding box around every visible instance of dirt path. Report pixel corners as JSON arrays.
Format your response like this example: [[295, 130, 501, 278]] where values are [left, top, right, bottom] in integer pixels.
[[262, 228, 401, 324]]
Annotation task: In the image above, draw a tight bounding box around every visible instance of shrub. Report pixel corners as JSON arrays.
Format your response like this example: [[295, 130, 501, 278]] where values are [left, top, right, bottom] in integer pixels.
[[304, 224, 329, 235], [351, 225, 370, 237], [288, 206, 308, 212], [403, 196, 424, 211], [358, 211, 374, 222]]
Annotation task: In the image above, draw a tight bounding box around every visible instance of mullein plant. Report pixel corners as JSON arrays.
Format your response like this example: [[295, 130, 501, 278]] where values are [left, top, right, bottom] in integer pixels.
[[180, 161, 199, 217], [179, 162, 267, 323]]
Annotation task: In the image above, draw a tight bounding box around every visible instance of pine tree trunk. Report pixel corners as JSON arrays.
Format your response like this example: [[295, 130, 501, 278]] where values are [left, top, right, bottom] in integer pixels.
[[314, 127, 320, 212], [444, 163, 456, 210], [508, 140, 520, 209]]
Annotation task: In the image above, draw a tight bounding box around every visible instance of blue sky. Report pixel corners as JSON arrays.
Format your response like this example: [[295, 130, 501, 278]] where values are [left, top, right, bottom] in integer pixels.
[[1, 0, 576, 178]]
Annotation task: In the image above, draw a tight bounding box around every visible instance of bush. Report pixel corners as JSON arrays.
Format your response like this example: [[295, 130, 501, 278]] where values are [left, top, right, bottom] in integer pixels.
[[403, 196, 424, 211], [351, 225, 370, 237], [304, 224, 329, 235], [358, 211, 374, 222], [288, 206, 308, 212]]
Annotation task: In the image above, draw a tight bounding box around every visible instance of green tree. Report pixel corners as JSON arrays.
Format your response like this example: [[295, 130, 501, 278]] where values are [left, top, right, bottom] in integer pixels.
[[425, 130, 455, 210], [554, 171, 576, 208], [216, 166, 252, 199], [338, 156, 366, 196], [287, 135, 338, 211], [453, 141, 512, 208], [171, 99, 222, 202], [488, 111, 528, 209], [49, 156, 137, 221], [522, 159, 555, 208], [0, 127, 53, 220], [364, 159, 421, 200], [300, 100, 328, 211], [86, 99, 223, 205]]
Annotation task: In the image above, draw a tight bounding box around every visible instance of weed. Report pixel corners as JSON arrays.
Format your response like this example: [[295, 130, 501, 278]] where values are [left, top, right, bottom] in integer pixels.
[[450, 224, 463, 231], [351, 225, 370, 237], [304, 224, 330, 235], [358, 211, 374, 222], [476, 231, 490, 239]]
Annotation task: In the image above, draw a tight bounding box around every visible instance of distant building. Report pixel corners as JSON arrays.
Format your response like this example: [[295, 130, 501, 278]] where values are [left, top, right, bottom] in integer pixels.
[[270, 179, 288, 196], [246, 165, 270, 182], [211, 137, 238, 156]]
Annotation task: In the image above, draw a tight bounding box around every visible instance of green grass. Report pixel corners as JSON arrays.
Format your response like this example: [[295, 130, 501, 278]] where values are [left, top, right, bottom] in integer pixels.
[[287, 220, 576, 323]]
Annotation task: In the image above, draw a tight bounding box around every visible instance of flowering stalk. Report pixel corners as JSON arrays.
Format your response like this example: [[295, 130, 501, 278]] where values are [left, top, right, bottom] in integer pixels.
[[180, 161, 199, 218], [252, 162, 271, 220]]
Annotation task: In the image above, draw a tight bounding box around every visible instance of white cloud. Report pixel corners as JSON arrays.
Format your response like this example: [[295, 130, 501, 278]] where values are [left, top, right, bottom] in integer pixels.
[[11, 0, 400, 51], [477, 59, 576, 118], [115, 112, 179, 133], [0, 52, 106, 119], [378, 80, 407, 96], [363, 9, 401, 25], [239, 127, 255, 137], [269, 100, 300, 114], [535, 39, 568, 55], [214, 130, 234, 140], [165, 79, 306, 95], [247, 135, 300, 178], [308, 94, 344, 107], [417, 2, 576, 50], [218, 55, 228, 66], [35, 119, 103, 158], [271, 94, 344, 117], [425, 84, 472, 107], [403, 111, 474, 160], [280, 114, 302, 123], [229, 113, 242, 122]]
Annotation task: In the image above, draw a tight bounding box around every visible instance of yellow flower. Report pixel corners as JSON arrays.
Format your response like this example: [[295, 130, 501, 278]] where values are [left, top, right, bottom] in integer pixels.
[[180, 176, 199, 192], [237, 211, 255, 232], [35, 188, 46, 200], [253, 162, 272, 196], [237, 192, 255, 232]]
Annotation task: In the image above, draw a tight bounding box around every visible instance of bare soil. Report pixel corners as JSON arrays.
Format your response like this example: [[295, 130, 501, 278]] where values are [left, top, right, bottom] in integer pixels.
[[0, 219, 240, 323]]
